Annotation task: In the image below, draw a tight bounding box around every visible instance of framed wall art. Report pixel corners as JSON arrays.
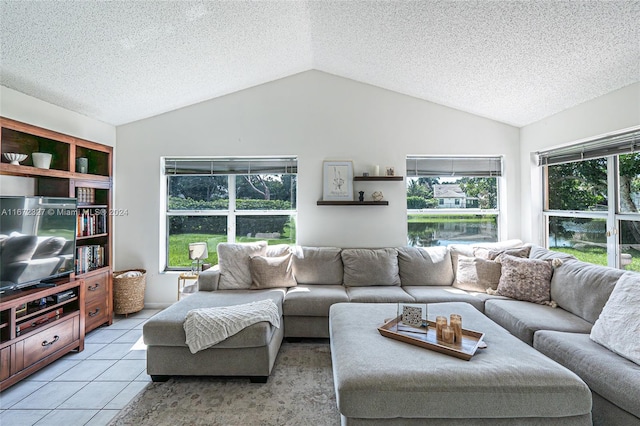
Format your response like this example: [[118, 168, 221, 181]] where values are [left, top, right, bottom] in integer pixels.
[[323, 160, 354, 201]]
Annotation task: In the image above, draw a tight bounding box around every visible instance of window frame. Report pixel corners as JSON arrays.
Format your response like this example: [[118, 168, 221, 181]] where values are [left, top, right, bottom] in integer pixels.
[[162, 156, 297, 271], [406, 155, 504, 247], [539, 128, 640, 269]]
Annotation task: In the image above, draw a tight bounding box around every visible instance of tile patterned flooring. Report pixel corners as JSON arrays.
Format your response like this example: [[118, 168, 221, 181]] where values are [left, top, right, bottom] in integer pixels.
[[0, 309, 161, 426]]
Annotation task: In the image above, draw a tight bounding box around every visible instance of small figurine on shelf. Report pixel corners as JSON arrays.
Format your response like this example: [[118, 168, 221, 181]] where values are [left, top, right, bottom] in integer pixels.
[[372, 191, 384, 201], [358, 191, 365, 202]]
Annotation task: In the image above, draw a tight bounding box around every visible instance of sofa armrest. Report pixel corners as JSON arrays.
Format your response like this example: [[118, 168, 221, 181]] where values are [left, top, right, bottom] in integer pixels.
[[197, 265, 221, 291]]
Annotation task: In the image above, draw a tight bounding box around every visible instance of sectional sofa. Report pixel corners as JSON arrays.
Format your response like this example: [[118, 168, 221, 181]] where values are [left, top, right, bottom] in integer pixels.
[[143, 241, 640, 425]]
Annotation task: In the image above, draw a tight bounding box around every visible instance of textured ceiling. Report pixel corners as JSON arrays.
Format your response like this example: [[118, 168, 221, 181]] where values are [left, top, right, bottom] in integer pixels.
[[1, 1, 638, 127]]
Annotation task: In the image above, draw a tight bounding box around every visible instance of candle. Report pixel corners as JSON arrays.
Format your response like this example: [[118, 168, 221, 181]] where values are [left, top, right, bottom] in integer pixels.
[[435, 316, 447, 340], [442, 326, 455, 344], [450, 314, 462, 343], [373, 165, 380, 176]]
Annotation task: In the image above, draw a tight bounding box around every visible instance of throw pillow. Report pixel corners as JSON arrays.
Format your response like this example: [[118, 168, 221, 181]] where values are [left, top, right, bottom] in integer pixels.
[[490, 254, 554, 304], [217, 241, 267, 290], [590, 272, 640, 365], [249, 253, 297, 289], [453, 255, 502, 293], [474, 245, 532, 261]]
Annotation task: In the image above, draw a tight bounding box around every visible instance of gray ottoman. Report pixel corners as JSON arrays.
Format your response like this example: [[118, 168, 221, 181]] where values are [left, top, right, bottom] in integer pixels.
[[144, 289, 285, 383], [329, 302, 592, 425]]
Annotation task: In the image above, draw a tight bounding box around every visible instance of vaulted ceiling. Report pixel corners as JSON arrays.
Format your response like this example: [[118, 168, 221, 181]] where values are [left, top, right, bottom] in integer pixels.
[[1, 1, 638, 127]]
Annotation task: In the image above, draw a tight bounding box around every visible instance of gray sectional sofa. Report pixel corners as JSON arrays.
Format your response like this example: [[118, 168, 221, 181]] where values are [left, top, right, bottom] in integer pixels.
[[143, 241, 640, 425]]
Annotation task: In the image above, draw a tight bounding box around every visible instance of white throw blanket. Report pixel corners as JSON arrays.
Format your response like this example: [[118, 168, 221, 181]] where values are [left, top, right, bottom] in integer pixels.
[[183, 299, 280, 354]]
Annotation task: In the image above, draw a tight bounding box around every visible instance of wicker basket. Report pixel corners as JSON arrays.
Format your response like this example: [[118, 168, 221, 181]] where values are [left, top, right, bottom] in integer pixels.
[[112, 269, 146, 316]]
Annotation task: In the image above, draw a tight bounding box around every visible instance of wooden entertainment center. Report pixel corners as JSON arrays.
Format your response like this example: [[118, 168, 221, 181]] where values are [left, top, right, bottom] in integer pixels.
[[0, 117, 113, 390]]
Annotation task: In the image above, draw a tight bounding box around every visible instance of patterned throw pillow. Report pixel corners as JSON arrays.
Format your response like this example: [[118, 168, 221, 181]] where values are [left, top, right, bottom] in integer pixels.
[[249, 253, 297, 289], [453, 255, 502, 293], [491, 254, 554, 304]]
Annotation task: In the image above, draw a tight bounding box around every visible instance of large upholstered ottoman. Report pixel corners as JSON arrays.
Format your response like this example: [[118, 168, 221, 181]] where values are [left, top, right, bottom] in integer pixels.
[[329, 302, 592, 425], [144, 289, 285, 383]]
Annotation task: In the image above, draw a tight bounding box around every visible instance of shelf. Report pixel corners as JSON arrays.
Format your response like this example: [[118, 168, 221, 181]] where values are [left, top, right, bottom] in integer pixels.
[[77, 233, 108, 240], [317, 200, 389, 206], [0, 163, 110, 182], [354, 176, 404, 181]]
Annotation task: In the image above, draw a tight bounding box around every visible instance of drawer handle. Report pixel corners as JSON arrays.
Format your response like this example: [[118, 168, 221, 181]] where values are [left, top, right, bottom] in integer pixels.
[[41, 335, 60, 347], [89, 308, 100, 317], [88, 283, 100, 291]]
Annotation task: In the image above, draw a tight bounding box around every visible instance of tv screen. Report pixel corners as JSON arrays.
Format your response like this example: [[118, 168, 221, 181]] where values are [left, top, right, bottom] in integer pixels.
[[0, 196, 77, 294]]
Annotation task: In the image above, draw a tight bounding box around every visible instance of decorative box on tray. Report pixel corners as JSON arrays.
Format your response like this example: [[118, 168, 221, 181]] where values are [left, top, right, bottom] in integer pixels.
[[378, 304, 486, 361]]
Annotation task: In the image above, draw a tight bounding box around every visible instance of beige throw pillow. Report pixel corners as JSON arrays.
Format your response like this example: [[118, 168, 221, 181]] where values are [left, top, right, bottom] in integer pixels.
[[590, 273, 640, 365], [474, 245, 532, 261], [249, 253, 297, 289], [453, 255, 502, 293], [217, 241, 267, 290], [491, 254, 554, 304]]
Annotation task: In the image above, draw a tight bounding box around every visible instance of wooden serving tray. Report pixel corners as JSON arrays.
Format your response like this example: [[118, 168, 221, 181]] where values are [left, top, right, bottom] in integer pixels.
[[378, 316, 486, 361]]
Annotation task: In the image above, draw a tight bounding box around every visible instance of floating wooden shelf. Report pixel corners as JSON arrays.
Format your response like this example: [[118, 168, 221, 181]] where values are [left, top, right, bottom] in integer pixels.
[[317, 200, 389, 206], [354, 176, 404, 181]]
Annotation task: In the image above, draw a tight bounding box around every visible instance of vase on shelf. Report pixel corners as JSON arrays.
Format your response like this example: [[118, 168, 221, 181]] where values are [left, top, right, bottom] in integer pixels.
[[76, 157, 88, 173], [32, 152, 52, 169]]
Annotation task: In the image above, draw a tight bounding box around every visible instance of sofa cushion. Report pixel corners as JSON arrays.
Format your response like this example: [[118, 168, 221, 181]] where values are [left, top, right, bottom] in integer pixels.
[[346, 286, 414, 303], [529, 245, 576, 262], [217, 241, 267, 290], [550, 258, 625, 324], [292, 246, 343, 285], [492, 254, 554, 304], [402, 286, 485, 312], [342, 248, 400, 286], [143, 289, 285, 348], [534, 330, 640, 418], [284, 285, 349, 317], [249, 253, 296, 289], [590, 272, 640, 365], [397, 246, 454, 286], [264, 244, 292, 257], [485, 299, 593, 345], [452, 255, 501, 293]]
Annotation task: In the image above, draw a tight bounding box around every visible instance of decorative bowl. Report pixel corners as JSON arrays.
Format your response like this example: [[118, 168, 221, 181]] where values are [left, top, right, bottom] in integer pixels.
[[3, 153, 28, 165]]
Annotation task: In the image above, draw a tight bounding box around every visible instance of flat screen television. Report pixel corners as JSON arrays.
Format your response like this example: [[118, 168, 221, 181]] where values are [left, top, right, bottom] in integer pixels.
[[0, 196, 77, 295]]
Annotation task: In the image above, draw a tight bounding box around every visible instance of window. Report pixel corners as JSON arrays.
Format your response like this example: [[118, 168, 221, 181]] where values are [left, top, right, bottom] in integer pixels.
[[539, 129, 640, 271], [406, 156, 502, 247], [163, 157, 297, 270]]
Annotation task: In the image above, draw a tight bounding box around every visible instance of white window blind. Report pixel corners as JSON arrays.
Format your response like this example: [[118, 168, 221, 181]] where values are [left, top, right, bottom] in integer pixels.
[[164, 157, 297, 175], [537, 130, 640, 166], [406, 156, 502, 177]]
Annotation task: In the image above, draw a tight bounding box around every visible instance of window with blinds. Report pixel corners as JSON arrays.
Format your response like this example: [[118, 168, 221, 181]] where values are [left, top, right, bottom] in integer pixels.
[[162, 156, 297, 270], [405, 155, 502, 247]]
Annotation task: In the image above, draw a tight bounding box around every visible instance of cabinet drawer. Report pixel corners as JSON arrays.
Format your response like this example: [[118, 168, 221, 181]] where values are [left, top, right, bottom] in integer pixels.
[[85, 299, 108, 331], [22, 316, 79, 368], [84, 272, 108, 304]]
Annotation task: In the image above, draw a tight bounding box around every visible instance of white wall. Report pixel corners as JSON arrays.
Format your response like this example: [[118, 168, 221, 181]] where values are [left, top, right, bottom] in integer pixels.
[[116, 70, 520, 306], [0, 86, 117, 196], [0, 86, 116, 147], [520, 82, 640, 244]]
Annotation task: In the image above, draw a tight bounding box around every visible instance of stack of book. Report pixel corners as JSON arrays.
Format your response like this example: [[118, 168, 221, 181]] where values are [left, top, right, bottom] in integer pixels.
[[76, 245, 105, 274], [77, 208, 107, 237]]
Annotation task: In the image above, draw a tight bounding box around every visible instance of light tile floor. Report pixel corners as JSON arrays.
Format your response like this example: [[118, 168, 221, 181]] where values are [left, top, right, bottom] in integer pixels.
[[0, 309, 161, 426]]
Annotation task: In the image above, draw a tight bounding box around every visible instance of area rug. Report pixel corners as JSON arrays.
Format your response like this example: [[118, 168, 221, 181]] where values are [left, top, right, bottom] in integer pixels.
[[109, 341, 340, 426]]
